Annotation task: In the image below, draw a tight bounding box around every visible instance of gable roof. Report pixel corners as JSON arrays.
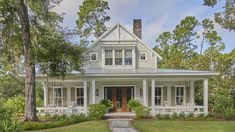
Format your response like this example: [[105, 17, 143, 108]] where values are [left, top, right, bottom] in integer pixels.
[[89, 23, 163, 61]]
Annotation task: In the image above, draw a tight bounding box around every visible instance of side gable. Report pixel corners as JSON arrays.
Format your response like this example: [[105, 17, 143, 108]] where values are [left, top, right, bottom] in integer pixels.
[[90, 23, 163, 61]]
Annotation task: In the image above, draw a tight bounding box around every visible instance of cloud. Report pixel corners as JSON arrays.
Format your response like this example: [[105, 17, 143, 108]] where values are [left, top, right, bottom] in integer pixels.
[[52, 0, 235, 52]]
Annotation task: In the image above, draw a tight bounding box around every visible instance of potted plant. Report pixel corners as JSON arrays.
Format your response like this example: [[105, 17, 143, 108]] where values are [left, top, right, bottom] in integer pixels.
[[127, 99, 141, 113], [99, 99, 113, 113]]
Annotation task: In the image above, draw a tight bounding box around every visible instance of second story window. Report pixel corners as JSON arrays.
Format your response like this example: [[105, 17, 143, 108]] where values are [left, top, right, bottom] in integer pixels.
[[140, 52, 147, 61], [105, 50, 113, 65], [115, 50, 122, 65], [90, 52, 97, 61], [125, 50, 132, 65]]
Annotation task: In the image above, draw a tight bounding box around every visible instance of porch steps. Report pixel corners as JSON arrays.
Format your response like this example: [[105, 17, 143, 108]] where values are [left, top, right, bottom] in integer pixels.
[[105, 112, 136, 120]]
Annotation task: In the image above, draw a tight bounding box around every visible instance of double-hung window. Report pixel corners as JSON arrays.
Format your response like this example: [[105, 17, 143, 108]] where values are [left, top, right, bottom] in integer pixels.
[[105, 50, 113, 65], [54, 88, 62, 107], [155, 86, 163, 105], [125, 50, 132, 65], [175, 86, 185, 105], [115, 50, 122, 65], [90, 52, 97, 61], [76, 88, 84, 106], [140, 52, 147, 61]]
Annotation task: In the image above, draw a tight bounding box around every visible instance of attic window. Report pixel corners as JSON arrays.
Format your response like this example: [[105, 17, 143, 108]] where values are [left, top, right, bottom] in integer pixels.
[[140, 52, 147, 61], [90, 52, 97, 61]]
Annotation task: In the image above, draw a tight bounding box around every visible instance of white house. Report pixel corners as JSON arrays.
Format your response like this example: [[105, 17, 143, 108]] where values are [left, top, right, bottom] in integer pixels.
[[36, 19, 218, 116]]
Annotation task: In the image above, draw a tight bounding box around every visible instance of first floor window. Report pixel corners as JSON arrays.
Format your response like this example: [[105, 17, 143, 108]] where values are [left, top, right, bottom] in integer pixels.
[[54, 88, 62, 107], [125, 50, 132, 65], [105, 50, 113, 65], [176, 86, 184, 105], [76, 88, 84, 106], [115, 50, 122, 65], [155, 87, 162, 105]]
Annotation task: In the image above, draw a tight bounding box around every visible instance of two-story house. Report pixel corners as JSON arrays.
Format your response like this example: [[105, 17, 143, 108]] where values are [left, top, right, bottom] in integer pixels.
[[36, 19, 218, 116]]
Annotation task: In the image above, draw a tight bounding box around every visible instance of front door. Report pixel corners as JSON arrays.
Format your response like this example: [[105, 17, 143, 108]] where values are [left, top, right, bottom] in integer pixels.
[[104, 87, 134, 112]]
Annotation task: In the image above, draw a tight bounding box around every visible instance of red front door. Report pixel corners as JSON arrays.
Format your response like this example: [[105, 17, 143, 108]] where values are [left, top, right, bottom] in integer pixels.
[[104, 87, 134, 112]]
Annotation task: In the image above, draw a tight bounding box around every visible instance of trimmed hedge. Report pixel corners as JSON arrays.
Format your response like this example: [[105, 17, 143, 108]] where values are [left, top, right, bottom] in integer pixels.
[[23, 114, 90, 131]]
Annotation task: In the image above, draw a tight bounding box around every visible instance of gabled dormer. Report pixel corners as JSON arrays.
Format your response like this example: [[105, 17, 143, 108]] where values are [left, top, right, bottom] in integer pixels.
[[86, 19, 162, 69]]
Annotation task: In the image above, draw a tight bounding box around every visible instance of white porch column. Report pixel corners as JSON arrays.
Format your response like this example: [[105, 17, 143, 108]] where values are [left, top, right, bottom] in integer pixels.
[[42, 82, 48, 107], [84, 81, 88, 113], [203, 79, 208, 114], [167, 85, 171, 106], [151, 79, 155, 116], [143, 79, 148, 106], [67, 87, 71, 106], [190, 81, 195, 105], [91, 79, 96, 104]]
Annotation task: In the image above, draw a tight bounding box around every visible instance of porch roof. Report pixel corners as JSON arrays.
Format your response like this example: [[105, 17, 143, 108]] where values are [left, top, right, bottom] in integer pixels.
[[69, 68, 219, 77]]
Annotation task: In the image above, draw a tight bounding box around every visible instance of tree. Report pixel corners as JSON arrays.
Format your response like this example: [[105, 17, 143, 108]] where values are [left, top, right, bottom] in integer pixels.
[[0, 0, 86, 121], [76, 0, 110, 45], [203, 0, 235, 31]]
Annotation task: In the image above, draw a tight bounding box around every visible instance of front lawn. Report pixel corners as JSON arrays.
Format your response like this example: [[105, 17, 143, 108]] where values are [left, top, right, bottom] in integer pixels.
[[26, 121, 111, 132], [133, 120, 235, 132]]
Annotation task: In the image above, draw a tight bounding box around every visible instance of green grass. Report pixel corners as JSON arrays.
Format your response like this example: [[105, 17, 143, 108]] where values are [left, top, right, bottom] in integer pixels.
[[133, 120, 235, 132], [26, 121, 111, 132]]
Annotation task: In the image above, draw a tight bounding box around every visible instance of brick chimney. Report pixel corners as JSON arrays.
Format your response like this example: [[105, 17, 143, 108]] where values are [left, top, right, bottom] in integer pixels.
[[133, 19, 142, 39]]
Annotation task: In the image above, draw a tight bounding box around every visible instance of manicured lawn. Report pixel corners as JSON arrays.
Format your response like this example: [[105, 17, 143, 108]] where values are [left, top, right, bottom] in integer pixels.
[[133, 120, 235, 132], [27, 121, 111, 132]]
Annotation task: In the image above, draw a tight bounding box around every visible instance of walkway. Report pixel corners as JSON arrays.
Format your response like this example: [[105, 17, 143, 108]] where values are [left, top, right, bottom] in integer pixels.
[[109, 119, 139, 132]]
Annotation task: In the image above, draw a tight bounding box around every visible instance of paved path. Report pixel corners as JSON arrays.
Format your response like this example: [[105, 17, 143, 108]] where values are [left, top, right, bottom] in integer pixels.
[[109, 119, 139, 132]]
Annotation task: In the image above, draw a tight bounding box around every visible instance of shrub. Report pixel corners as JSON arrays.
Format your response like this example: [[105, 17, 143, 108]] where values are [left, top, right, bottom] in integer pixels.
[[99, 99, 113, 110], [171, 113, 178, 120], [23, 114, 90, 131], [212, 89, 234, 119], [3, 95, 44, 117], [88, 104, 107, 120], [3, 95, 25, 116], [127, 99, 141, 110], [0, 105, 21, 132], [135, 105, 151, 119], [179, 113, 186, 120]]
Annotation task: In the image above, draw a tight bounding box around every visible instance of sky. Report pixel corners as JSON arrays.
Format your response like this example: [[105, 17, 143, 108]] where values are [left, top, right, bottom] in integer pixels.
[[53, 0, 235, 53]]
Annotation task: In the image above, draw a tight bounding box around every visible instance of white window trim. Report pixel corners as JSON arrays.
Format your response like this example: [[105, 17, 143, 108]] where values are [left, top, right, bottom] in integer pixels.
[[103, 49, 134, 68], [89, 52, 98, 61], [53, 86, 63, 107], [139, 52, 147, 61], [74, 86, 84, 107], [175, 85, 186, 106], [155, 85, 163, 106]]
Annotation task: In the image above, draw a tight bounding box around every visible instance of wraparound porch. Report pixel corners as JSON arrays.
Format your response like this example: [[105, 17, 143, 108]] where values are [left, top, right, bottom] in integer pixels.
[[36, 77, 209, 116]]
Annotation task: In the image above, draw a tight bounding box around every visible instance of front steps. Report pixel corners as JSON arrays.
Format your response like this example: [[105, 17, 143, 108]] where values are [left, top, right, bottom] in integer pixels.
[[105, 112, 136, 120]]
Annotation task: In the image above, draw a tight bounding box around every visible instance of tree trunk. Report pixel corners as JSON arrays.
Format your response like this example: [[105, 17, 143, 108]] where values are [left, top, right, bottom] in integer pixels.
[[17, 0, 38, 121]]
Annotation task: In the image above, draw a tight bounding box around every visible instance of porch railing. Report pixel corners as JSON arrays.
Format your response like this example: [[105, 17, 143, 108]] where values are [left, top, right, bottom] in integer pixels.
[[154, 106, 205, 115], [36, 107, 86, 115]]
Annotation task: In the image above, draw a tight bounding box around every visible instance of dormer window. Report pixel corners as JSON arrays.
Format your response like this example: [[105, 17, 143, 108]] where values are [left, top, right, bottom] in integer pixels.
[[115, 50, 122, 65], [140, 52, 147, 61], [90, 52, 97, 61], [125, 50, 132, 65], [105, 50, 113, 65]]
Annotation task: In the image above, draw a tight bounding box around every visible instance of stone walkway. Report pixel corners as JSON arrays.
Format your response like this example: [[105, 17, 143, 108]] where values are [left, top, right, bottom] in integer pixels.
[[109, 119, 139, 132]]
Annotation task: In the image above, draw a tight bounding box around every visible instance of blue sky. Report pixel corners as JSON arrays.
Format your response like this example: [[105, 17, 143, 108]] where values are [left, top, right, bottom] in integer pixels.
[[53, 0, 235, 53]]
